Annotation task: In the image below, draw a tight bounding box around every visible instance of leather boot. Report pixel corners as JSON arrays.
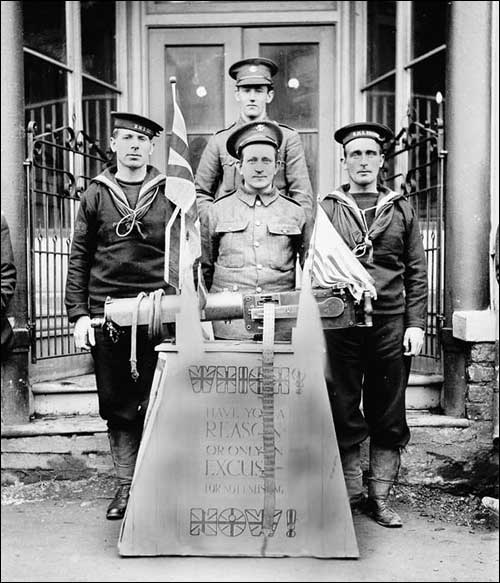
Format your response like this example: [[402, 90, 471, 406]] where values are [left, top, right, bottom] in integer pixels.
[[341, 444, 366, 514], [106, 429, 141, 520], [365, 444, 402, 528], [106, 483, 131, 520]]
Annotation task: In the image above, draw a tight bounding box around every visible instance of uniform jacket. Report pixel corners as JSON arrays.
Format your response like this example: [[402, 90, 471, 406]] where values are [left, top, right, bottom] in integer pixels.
[[320, 184, 427, 328], [195, 117, 314, 223], [65, 165, 177, 322], [1, 212, 17, 352], [202, 186, 310, 339]]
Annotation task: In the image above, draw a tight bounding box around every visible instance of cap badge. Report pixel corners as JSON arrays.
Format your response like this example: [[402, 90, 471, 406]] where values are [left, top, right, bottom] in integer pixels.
[[249, 65, 258, 72], [256, 124, 265, 132]]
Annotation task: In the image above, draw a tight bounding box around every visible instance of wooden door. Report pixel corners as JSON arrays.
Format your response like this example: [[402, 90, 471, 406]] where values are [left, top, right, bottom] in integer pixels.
[[148, 26, 336, 195]]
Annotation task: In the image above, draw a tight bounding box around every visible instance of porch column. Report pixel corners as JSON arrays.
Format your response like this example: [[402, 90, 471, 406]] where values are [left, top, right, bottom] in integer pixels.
[[443, 1, 492, 415], [1, 0, 30, 424]]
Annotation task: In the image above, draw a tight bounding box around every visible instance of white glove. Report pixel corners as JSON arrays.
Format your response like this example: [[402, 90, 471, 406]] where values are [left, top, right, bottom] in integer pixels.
[[403, 326, 424, 356], [74, 315, 95, 351]]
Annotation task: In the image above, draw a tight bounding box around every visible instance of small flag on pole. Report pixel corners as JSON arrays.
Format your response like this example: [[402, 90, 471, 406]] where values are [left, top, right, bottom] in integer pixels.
[[164, 76, 203, 295], [309, 205, 377, 301]]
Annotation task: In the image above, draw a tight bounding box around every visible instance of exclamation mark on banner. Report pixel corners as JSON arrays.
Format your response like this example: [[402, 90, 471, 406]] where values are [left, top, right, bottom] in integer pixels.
[[286, 509, 297, 537]]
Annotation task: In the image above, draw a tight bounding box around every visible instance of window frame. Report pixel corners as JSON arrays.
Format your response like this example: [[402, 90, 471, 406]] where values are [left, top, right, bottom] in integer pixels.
[[358, 1, 446, 185]]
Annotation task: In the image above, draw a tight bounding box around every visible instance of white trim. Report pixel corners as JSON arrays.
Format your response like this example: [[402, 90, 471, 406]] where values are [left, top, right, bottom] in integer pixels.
[[22, 47, 72, 72], [66, 1, 83, 131], [452, 310, 497, 342], [404, 44, 446, 69], [394, 1, 411, 185], [361, 69, 396, 92], [127, 1, 145, 114], [142, 10, 338, 27], [338, 2, 352, 126], [81, 72, 120, 93], [115, 1, 128, 110], [490, 0, 499, 316], [66, 1, 83, 191], [353, 0, 366, 121]]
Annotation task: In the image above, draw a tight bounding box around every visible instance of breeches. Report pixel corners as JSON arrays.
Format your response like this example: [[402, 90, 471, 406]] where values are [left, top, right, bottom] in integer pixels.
[[91, 326, 160, 431], [324, 314, 411, 451]]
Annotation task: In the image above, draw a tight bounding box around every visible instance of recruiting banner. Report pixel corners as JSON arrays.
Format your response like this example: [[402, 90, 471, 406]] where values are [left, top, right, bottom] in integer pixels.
[[118, 339, 358, 558]]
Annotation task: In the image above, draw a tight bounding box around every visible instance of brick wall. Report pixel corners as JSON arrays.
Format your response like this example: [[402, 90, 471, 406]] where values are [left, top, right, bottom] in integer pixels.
[[466, 342, 497, 425]]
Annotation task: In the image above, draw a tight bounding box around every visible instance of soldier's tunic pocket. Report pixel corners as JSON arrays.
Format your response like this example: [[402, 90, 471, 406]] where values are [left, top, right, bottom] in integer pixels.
[[215, 220, 248, 268], [221, 155, 239, 195], [267, 221, 301, 271]]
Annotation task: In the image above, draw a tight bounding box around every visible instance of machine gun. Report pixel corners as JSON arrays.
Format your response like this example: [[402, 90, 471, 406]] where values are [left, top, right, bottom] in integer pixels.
[[91, 284, 373, 336]]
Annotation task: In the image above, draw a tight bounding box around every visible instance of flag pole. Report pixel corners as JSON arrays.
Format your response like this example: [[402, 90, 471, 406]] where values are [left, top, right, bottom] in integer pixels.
[[169, 76, 187, 290]]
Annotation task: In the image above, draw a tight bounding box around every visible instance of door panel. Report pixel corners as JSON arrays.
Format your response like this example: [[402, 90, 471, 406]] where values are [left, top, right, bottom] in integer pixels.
[[244, 26, 335, 197], [149, 28, 241, 173], [148, 26, 335, 195]]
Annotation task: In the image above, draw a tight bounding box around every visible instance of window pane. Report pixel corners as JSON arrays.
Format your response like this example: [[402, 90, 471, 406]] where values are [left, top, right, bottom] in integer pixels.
[[365, 75, 395, 129], [82, 78, 117, 158], [410, 50, 446, 126], [81, 0, 116, 84], [367, 1, 396, 81], [164, 45, 225, 173], [24, 53, 68, 131], [24, 53, 69, 236], [261, 43, 319, 129], [23, 0, 66, 63], [260, 43, 319, 193], [413, 1, 448, 58]]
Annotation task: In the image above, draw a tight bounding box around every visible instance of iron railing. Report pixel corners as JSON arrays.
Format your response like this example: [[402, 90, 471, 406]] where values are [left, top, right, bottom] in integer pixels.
[[25, 121, 111, 361], [383, 95, 446, 361]]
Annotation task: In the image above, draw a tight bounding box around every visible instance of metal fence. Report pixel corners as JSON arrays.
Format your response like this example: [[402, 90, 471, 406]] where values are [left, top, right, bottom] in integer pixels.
[[25, 121, 111, 361], [383, 97, 446, 361]]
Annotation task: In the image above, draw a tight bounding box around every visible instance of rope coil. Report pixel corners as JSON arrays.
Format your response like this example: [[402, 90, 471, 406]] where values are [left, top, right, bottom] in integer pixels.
[[129, 288, 166, 381]]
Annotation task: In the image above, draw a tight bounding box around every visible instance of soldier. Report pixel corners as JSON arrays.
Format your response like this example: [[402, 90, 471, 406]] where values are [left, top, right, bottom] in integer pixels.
[[65, 112, 178, 521], [201, 120, 311, 340], [195, 57, 314, 224], [321, 122, 428, 528]]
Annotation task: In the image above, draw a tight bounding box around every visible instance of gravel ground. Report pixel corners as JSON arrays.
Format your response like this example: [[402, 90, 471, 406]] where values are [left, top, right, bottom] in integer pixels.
[[1, 474, 498, 533]]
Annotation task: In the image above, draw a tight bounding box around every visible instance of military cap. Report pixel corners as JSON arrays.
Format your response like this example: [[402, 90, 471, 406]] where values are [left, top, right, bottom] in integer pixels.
[[228, 57, 278, 87], [111, 111, 163, 138], [334, 122, 394, 147], [226, 120, 283, 159]]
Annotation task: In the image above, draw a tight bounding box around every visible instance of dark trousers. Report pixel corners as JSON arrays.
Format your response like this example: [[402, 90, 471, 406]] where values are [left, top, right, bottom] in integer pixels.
[[324, 314, 411, 451], [91, 326, 159, 431]]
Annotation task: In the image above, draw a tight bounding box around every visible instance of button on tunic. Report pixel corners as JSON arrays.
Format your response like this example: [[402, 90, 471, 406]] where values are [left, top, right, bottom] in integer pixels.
[[202, 186, 309, 339]]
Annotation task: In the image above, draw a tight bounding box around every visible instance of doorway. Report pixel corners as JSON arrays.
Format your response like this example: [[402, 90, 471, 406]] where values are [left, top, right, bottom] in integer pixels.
[[148, 25, 336, 196]]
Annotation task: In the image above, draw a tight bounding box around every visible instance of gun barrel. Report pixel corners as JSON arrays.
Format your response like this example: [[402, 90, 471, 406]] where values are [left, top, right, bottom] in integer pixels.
[[95, 287, 372, 330], [102, 291, 244, 327]]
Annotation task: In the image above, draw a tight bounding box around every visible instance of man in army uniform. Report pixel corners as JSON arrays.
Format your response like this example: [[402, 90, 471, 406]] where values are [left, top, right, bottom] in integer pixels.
[[201, 120, 311, 340], [195, 57, 314, 224]]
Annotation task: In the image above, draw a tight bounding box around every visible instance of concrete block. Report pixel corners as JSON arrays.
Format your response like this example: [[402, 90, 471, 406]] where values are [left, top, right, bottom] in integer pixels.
[[467, 384, 493, 403], [470, 343, 497, 363], [453, 310, 496, 342], [467, 363, 496, 383], [466, 402, 493, 421]]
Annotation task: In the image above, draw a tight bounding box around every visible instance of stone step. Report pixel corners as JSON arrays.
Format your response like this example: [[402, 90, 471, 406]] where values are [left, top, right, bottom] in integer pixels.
[[30, 372, 444, 417], [32, 374, 99, 416], [1, 415, 110, 483], [1, 412, 471, 486]]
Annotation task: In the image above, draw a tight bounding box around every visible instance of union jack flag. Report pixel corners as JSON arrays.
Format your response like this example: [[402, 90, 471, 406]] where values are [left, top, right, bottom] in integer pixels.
[[216, 366, 237, 393], [188, 365, 216, 393], [309, 205, 377, 301], [189, 508, 218, 536], [164, 77, 206, 303]]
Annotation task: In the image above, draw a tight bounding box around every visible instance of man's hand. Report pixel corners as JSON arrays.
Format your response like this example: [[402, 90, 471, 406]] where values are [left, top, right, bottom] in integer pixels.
[[403, 326, 424, 356], [74, 315, 95, 351]]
